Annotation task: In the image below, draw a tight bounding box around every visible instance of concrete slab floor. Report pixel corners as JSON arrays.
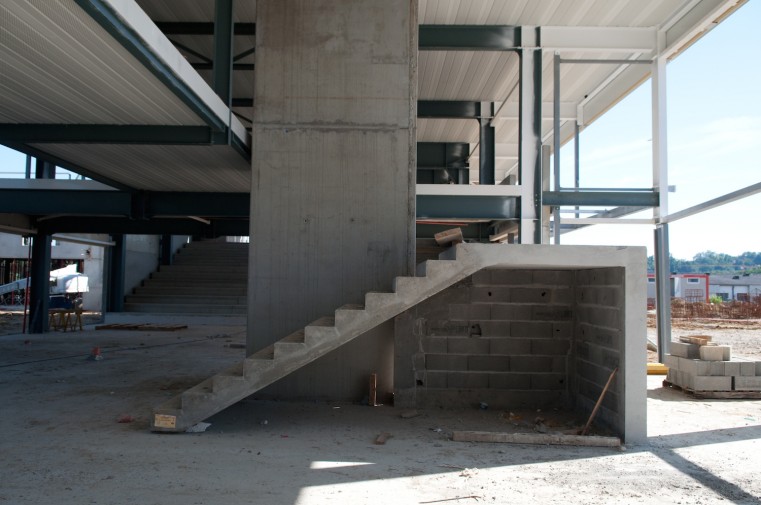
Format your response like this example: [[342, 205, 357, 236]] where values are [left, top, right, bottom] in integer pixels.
[[1, 324, 760, 505]]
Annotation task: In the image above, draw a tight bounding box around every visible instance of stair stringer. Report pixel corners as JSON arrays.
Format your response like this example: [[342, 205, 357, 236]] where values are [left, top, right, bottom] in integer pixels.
[[151, 244, 494, 432]]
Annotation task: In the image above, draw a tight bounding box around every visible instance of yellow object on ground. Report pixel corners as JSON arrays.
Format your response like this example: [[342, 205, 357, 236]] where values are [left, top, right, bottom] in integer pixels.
[[647, 362, 668, 375]]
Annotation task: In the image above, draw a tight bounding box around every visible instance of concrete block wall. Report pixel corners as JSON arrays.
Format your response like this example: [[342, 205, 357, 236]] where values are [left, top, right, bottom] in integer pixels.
[[395, 265, 629, 438], [395, 268, 578, 410], [572, 268, 625, 434]]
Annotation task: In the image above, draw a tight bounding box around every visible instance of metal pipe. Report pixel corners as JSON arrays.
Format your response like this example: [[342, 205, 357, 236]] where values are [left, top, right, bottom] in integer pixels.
[[574, 121, 580, 218], [553, 52, 561, 192], [660, 181, 761, 224], [654, 225, 672, 362]]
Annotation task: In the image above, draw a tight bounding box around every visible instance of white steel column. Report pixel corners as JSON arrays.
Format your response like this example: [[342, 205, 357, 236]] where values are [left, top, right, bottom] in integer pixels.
[[519, 27, 541, 244], [652, 44, 671, 360]]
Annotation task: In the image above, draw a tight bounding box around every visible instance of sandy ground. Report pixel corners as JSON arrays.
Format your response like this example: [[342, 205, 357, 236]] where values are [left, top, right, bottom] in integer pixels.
[[1, 315, 760, 504]]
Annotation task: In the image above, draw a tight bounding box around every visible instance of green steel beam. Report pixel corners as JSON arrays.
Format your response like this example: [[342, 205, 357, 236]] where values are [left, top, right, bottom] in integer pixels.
[[0, 124, 231, 145], [213, 0, 234, 105], [418, 101, 481, 118], [155, 22, 256, 36], [543, 191, 659, 207], [417, 142, 470, 169], [419, 25, 520, 51], [417, 195, 517, 220], [192, 63, 254, 71], [36, 216, 249, 237]]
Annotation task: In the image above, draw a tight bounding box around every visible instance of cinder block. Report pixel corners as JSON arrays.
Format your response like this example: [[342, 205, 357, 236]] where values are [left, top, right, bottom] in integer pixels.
[[675, 357, 699, 376], [723, 362, 740, 376], [447, 372, 489, 389], [468, 355, 510, 372], [552, 356, 567, 374], [510, 288, 552, 304], [531, 306, 573, 321], [471, 269, 491, 286], [699, 345, 731, 362], [669, 341, 700, 359], [449, 304, 490, 321], [510, 356, 553, 373], [425, 371, 447, 388], [552, 323, 573, 339], [490, 304, 532, 321], [531, 339, 570, 356], [530, 373, 566, 390], [511, 321, 553, 339], [479, 321, 511, 337], [532, 270, 573, 285], [447, 337, 490, 355], [708, 361, 725, 376], [423, 337, 447, 354], [695, 360, 712, 376], [426, 354, 468, 371], [471, 286, 511, 303], [756, 362, 761, 376], [739, 362, 756, 377], [734, 376, 761, 390], [490, 269, 533, 285], [663, 354, 680, 371], [488, 373, 531, 390], [489, 338, 531, 355], [693, 376, 732, 391]]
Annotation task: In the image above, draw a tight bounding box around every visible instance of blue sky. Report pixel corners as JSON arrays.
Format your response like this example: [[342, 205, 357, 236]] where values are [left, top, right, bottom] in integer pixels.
[[559, 0, 761, 259], [1, 3, 759, 259]]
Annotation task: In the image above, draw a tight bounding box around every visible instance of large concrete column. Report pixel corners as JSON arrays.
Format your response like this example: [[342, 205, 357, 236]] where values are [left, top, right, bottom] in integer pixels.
[[249, 0, 417, 399]]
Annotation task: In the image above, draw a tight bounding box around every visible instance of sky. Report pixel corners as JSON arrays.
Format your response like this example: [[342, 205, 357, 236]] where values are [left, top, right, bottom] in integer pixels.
[[558, 0, 761, 259], [0, 2, 759, 260]]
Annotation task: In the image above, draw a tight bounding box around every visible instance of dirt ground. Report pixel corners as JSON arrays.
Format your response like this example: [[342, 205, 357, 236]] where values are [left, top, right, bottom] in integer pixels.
[[1, 314, 760, 504]]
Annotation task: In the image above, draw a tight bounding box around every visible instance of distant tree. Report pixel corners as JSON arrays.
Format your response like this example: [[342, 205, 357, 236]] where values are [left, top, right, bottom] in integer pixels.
[[646, 250, 761, 275]]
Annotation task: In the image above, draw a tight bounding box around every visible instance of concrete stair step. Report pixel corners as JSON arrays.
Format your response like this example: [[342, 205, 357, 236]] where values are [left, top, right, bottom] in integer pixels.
[[125, 295, 248, 305], [133, 287, 247, 296], [124, 303, 247, 314]]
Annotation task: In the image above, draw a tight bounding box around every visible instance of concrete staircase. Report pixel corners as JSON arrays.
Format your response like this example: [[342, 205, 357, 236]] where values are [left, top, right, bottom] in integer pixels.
[[151, 245, 488, 432], [125, 241, 248, 315]]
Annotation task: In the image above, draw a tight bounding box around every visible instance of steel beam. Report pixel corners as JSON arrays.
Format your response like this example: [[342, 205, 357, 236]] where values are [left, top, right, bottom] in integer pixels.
[[540, 26, 656, 53], [0, 124, 230, 145], [419, 25, 520, 51], [479, 102, 495, 185], [417, 143, 469, 170], [417, 195, 517, 220], [36, 216, 249, 237], [543, 191, 658, 207], [418, 101, 480, 119], [661, 181, 761, 224], [155, 22, 256, 36], [192, 63, 255, 71]]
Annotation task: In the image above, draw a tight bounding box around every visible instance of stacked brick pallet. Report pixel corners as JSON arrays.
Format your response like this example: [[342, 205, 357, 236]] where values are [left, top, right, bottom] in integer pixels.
[[664, 336, 761, 397]]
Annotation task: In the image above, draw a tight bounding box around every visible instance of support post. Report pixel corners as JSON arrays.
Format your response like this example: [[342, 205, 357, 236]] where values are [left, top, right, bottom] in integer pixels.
[[25, 155, 32, 179], [213, 0, 234, 107], [541, 145, 551, 244], [654, 225, 671, 362], [574, 121, 580, 218], [652, 41, 670, 361], [552, 52, 561, 244], [28, 233, 52, 333], [160, 234, 173, 266], [35, 159, 56, 179], [479, 102, 495, 185], [518, 27, 542, 244], [107, 235, 126, 312]]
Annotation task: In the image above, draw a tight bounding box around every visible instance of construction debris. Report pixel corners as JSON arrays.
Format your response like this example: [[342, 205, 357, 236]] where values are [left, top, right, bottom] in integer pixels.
[[400, 410, 420, 419], [374, 432, 391, 445], [186, 422, 212, 433], [434, 228, 463, 246]]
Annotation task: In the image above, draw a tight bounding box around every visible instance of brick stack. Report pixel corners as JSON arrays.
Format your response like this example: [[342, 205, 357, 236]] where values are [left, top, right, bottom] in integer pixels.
[[665, 336, 761, 394]]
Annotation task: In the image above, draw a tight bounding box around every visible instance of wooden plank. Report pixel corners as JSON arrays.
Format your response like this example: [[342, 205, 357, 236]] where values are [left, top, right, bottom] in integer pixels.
[[679, 335, 712, 346], [434, 227, 463, 246], [663, 381, 761, 399], [452, 431, 620, 447], [369, 373, 377, 407]]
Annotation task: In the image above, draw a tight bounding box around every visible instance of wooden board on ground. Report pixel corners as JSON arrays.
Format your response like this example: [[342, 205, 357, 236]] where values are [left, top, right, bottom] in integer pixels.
[[95, 323, 188, 331], [662, 380, 761, 399], [452, 430, 620, 447]]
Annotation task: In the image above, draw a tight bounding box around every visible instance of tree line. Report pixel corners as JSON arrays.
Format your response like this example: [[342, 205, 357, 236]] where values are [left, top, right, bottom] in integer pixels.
[[647, 251, 761, 274]]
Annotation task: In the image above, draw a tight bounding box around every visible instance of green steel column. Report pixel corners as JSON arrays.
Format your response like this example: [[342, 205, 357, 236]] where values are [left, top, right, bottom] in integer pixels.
[[28, 233, 52, 333], [107, 235, 126, 312], [213, 0, 234, 106]]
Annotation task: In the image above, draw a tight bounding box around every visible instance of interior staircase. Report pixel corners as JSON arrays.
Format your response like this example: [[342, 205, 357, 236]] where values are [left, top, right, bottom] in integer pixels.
[[125, 241, 248, 315], [151, 245, 489, 432]]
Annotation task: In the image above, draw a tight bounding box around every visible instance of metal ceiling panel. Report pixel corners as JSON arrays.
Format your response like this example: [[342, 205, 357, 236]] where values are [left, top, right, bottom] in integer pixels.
[[31, 144, 251, 192], [0, 0, 204, 125]]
